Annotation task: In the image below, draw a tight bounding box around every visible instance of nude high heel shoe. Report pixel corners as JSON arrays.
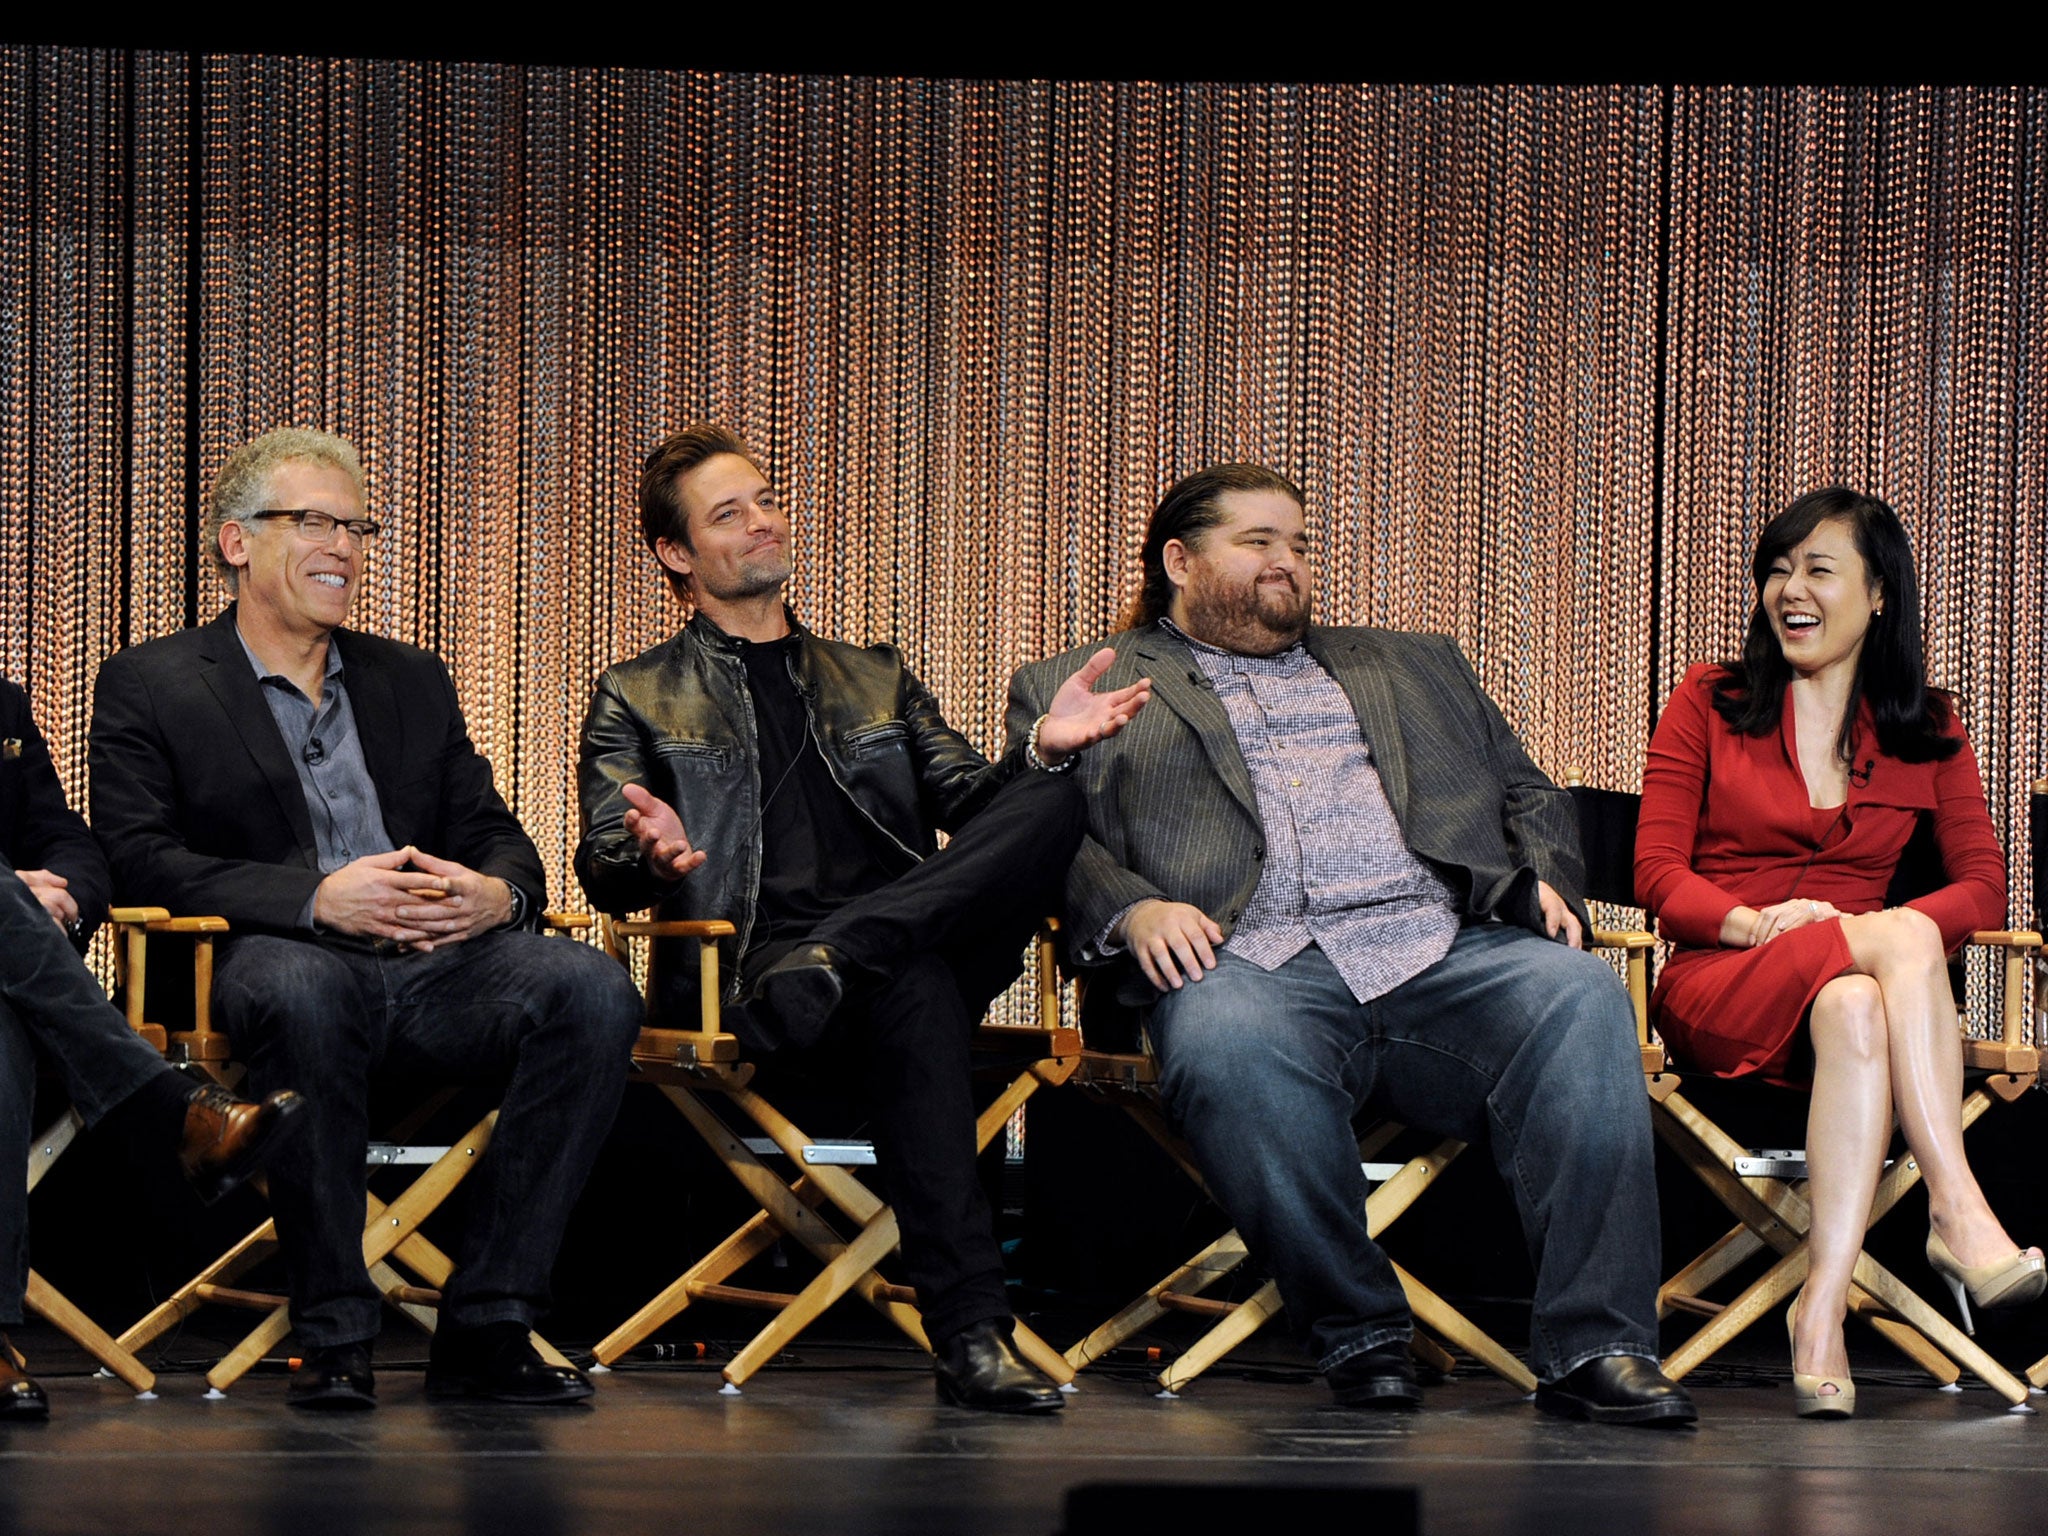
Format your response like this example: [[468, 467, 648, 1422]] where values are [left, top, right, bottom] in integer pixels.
[[1925, 1231, 2048, 1336], [1787, 1294, 1854, 1419]]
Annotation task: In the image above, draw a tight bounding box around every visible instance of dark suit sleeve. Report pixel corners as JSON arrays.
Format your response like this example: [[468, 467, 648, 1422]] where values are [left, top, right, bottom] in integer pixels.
[[89, 649, 326, 928], [1441, 639, 1590, 931], [1003, 659, 1165, 961], [1, 678, 110, 938], [422, 659, 547, 921]]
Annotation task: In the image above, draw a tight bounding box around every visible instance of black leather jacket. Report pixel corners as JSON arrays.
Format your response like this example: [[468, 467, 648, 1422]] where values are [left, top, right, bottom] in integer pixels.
[[575, 612, 1025, 1008]]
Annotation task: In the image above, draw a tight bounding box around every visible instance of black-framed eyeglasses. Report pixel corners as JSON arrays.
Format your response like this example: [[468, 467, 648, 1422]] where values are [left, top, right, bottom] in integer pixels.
[[251, 509, 383, 542]]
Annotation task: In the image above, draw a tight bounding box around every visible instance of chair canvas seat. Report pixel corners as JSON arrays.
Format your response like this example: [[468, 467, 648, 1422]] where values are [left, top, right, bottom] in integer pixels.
[[589, 916, 1081, 1391]]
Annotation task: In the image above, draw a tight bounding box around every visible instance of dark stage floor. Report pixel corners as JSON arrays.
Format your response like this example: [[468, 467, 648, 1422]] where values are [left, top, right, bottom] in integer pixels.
[[4, 1319, 2047, 1536]]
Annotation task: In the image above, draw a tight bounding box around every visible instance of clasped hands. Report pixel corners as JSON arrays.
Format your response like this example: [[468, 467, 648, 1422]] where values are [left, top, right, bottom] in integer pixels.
[[1722, 897, 1847, 949], [313, 846, 515, 949]]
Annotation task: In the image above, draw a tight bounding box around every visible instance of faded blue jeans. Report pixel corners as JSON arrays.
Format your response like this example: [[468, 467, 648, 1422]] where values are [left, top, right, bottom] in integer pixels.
[[1145, 924, 1660, 1384]]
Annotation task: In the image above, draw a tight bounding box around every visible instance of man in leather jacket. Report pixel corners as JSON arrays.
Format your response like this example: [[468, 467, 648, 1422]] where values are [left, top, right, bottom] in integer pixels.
[[576, 423, 1149, 1413]]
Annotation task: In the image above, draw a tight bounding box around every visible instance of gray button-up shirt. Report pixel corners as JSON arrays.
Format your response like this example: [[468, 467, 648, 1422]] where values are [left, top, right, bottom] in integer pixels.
[[1173, 622, 1460, 1004], [236, 631, 396, 926]]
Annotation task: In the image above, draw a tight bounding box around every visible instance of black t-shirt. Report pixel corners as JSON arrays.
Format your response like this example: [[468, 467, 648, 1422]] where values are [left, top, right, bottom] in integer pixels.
[[738, 634, 902, 949]]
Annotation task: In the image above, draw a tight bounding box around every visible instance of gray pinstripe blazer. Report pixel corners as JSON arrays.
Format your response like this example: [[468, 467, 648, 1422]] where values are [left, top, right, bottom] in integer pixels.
[[1005, 623, 1591, 1007]]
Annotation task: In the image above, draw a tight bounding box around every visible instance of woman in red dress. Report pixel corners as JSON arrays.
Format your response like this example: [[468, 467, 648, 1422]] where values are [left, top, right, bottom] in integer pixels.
[[1636, 488, 2040, 1418]]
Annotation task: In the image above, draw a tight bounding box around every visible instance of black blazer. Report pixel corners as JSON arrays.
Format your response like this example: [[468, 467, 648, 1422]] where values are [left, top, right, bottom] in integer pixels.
[[1, 674, 111, 940], [1007, 624, 1590, 1007], [88, 607, 546, 933]]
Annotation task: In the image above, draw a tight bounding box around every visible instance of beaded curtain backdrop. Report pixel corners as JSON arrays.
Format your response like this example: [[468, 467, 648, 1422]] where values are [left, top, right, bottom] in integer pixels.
[[0, 55, 2040, 1030]]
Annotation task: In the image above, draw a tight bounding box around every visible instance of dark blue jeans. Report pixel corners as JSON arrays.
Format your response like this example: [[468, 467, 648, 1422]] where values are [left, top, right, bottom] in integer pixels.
[[212, 928, 642, 1348], [1, 857, 174, 1325], [1146, 925, 1661, 1383]]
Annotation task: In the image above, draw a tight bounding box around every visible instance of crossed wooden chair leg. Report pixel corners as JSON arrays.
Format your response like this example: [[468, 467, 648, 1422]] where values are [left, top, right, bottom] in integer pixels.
[[1653, 1084, 2029, 1405], [116, 1110, 571, 1394], [594, 1061, 1076, 1391], [20, 1107, 157, 1395], [1062, 1107, 1537, 1397]]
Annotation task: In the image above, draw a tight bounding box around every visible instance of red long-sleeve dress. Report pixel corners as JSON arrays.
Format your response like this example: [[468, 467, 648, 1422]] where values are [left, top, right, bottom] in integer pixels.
[[1635, 664, 2006, 1086]]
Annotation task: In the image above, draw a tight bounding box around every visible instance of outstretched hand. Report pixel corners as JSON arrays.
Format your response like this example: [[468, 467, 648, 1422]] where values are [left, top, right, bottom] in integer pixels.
[[623, 782, 708, 882], [1034, 648, 1152, 764]]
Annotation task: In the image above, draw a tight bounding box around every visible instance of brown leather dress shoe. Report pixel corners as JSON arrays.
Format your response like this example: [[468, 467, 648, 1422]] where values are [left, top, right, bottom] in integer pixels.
[[1534, 1355, 1697, 1428], [933, 1320, 1064, 1413], [2, 1335, 50, 1421], [178, 1084, 306, 1205]]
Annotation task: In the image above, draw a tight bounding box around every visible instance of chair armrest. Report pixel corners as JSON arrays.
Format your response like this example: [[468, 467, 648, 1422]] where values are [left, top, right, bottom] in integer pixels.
[[1587, 926, 1661, 1072], [1591, 927, 1658, 951], [608, 919, 739, 940], [542, 910, 594, 934], [1968, 930, 2043, 950], [109, 911, 232, 1061], [1961, 928, 2042, 1072], [599, 915, 741, 1051]]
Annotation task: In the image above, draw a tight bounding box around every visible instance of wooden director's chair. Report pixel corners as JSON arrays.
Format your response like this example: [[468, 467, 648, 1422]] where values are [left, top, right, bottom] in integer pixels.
[[12, 910, 192, 1398], [107, 909, 580, 1395], [1567, 778, 2040, 1408], [1058, 987, 1539, 1398], [588, 916, 1081, 1393], [2021, 775, 2048, 1392]]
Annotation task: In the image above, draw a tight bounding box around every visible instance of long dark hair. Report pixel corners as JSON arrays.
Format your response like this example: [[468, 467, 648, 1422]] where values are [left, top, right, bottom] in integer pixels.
[[1711, 487, 1958, 764], [1123, 463, 1305, 629]]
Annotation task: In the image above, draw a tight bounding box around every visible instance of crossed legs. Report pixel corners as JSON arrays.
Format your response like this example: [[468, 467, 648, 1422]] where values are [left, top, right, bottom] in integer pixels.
[[1793, 907, 2036, 1385]]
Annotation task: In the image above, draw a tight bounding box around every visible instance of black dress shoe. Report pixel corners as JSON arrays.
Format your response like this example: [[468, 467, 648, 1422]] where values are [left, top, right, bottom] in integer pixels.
[[1534, 1355, 1697, 1427], [179, 1084, 307, 1206], [934, 1320, 1064, 1413], [425, 1323, 593, 1405], [749, 943, 851, 1050], [1326, 1340, 1422, 1411], [1, 1335, 49, 1422], [287, 1341, 377, 1411]]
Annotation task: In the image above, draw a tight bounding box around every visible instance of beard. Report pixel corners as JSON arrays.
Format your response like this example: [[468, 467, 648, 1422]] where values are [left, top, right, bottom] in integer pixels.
[[1178, 566, 1312, 655]]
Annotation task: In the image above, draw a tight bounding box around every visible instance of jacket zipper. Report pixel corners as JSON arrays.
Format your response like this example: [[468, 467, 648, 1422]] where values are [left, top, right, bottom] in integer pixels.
[[786, 650, 922, 866]]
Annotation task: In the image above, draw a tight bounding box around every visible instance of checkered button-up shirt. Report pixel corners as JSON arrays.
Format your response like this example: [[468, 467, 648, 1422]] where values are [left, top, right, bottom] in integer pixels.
[[1173, 622, 1460, 1004]]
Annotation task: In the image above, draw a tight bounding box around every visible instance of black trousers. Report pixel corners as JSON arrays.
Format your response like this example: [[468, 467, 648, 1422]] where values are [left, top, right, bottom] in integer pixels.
[[737, 770, 1085, 1349]]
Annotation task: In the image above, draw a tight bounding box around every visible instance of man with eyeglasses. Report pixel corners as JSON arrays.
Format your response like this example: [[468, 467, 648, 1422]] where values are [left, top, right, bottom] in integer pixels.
[[88, 427, 643, 1411]]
